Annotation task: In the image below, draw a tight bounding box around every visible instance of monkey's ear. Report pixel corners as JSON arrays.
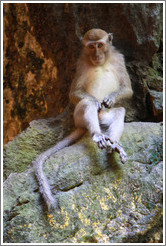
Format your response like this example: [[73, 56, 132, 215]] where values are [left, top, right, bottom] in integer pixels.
[[80, 36, 86, 46], [79, 36, 83, 42], [108, 33, 113, 43]]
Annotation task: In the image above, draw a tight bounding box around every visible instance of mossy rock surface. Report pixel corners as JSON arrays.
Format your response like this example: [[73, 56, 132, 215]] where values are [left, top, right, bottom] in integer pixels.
[[3, 116, 163, 243]]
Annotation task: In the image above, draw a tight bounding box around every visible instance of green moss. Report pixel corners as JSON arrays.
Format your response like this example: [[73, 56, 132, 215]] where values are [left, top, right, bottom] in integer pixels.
[[146, 201, 156, 211], [3, 121, 62, 179], [148, 136, 163, 164], [147, 67, 158, 78]]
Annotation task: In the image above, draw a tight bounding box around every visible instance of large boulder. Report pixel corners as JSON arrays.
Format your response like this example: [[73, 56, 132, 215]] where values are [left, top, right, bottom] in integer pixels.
[[3, 111, 163, 243]]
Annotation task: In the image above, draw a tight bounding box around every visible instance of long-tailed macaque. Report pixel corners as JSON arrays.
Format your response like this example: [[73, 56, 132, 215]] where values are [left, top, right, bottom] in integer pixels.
[[33, 29, 133, 211]]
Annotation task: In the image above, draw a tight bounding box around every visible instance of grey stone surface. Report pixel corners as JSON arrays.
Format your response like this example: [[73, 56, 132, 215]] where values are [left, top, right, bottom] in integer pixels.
[[3, 116, 163, 243]]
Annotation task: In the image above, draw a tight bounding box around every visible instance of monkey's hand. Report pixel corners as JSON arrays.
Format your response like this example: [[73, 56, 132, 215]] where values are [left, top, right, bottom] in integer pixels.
[[94, 100, 102, 112], [102, 94, 116, 108], [106, 139, 128, 164], [92, 132, 108, 149]]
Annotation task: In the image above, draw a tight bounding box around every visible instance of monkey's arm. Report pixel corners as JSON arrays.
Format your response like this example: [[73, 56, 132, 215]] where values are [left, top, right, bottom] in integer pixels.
[[102, 87, 133, 108], [103, 62, 133, 108], [69, 79, 101, 110]]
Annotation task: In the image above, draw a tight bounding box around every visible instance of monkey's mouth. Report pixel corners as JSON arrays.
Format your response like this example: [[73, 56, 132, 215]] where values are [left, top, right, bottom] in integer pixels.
[[91, 56, 104, 65]]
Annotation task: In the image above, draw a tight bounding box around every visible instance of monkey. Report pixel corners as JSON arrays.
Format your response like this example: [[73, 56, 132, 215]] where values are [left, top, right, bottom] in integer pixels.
[[33, 28, 133, 211]]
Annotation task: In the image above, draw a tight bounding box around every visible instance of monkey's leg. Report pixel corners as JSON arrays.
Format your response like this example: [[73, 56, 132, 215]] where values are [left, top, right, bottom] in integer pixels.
[[74, 98, 107, 148], [99, 107, 127, 163]]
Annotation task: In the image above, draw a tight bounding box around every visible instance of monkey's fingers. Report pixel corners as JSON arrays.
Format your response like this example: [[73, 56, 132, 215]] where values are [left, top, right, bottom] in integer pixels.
[[96, 101, 102, 112], [100, 103, 106, 111], [92, 133, 108, 149], [102, 98, 114, 108], [105, 137, 114, 144], [105, 140, 115, 152], [98, 138, 107, 149], [104, 98, 110, 105], [98, 141, 104, 149]]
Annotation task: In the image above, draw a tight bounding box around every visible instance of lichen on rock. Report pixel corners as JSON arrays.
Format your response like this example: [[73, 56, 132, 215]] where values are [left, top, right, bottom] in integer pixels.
[[3, 114, 163, 243]]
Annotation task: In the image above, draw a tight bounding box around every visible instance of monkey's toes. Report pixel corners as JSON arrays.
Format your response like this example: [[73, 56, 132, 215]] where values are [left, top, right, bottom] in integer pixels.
[[120, 151, 128, 164], [98, 139, 107, 149]]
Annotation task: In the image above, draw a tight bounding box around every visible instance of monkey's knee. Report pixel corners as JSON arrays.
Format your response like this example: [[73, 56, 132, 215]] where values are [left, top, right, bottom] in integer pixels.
[[118, 107, 125, 115], [74, 99, 98, 128], [112, 106, 125, 116], [99, 107, 125, 126], [74, 99, 88, 128], [116, 107, 126, 121], [100, 107, 125, 143]]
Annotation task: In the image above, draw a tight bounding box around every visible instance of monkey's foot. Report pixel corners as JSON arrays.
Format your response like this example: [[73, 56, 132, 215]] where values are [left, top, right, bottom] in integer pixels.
[[118, 147, 128, 164], [92, 133, 108, 149], [106, 140, 128, 164]]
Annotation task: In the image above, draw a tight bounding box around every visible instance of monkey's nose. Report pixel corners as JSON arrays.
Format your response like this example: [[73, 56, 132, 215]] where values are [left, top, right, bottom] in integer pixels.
[[95, 55, 101, 61]]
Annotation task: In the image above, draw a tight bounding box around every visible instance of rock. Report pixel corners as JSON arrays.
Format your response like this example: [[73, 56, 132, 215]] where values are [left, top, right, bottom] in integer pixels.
[[3, 107, 74, 180], [147, 69, 163, 92], [148, 90, 163, 121], [145, 52, 163, 92], [3, 3, 163, 144], [3, 115, 163, 243]]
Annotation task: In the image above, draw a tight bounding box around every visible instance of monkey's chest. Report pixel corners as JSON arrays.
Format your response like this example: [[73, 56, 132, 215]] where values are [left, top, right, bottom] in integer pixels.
[[86, 68, 119, 102]]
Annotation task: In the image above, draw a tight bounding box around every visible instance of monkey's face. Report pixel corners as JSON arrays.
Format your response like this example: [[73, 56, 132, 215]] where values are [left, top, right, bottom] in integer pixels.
[[85, 41, 109, 66], [82, 29, 112, 66]]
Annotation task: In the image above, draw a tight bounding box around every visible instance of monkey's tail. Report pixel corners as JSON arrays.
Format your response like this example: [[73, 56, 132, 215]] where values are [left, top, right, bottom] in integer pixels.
[[33, 128, 85, 211]]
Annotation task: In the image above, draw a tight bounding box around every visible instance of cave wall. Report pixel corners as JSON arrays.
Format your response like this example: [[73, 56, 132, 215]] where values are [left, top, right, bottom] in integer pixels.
[[3, 3, 163, 144]]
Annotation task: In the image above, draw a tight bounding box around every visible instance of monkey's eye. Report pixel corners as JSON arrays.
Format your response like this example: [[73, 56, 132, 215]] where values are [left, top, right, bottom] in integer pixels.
[[88, 44, 95, 49], [97, 42, 104, 48]]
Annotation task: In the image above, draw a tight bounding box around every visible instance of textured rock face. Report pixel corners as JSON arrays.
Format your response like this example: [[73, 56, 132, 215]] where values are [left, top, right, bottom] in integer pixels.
[[3, 112, 163, 243], [3, 3, 163, 144]]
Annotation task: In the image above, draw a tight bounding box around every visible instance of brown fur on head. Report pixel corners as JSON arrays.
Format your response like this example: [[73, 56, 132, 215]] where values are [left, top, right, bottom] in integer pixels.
[[81, 29, 112, 66], [83, 29, 108, 42]]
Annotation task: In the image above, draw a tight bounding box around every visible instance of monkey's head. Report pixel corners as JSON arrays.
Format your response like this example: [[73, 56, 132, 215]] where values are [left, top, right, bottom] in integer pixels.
[[82, 29, 113, 66]]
